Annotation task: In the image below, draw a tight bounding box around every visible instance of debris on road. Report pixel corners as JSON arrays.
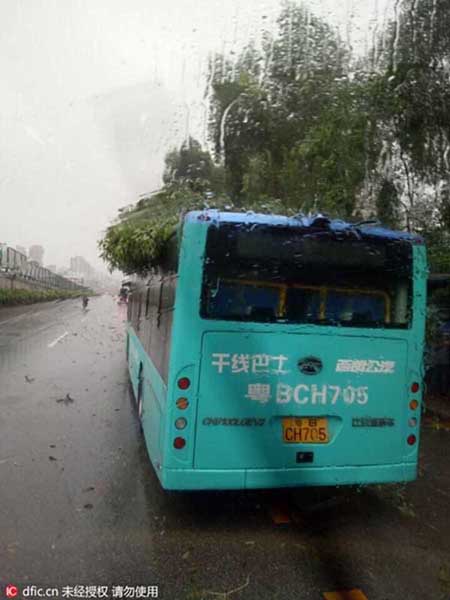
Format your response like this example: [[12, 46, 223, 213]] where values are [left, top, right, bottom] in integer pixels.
[[56, 393, 75, 405], [202, 575, 250, 599], [48, 456, 58, 461], [24, 375, 35, 383]]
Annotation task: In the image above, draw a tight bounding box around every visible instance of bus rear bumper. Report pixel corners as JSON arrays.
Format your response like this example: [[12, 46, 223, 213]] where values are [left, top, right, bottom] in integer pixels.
[[160, 463, 417, 490]]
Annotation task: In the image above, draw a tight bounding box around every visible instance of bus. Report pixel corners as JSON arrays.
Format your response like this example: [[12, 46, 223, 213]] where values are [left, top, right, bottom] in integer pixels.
[[126, 211, 427, 490]]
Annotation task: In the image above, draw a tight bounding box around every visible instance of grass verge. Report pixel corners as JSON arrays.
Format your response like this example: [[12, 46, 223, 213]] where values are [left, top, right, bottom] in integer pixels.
[[0, 288, 89, 306]]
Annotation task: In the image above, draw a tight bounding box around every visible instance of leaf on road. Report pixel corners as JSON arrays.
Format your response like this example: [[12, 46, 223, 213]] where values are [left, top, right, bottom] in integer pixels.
[[56, 393, 75, 405]]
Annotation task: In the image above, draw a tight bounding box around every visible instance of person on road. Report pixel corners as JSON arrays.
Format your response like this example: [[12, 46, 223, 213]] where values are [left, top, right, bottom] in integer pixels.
[[118, 286, 129, 303], [82, 295, 89, 309]]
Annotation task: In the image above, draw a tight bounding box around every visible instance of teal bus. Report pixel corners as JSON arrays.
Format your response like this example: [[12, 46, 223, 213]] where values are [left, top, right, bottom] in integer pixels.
[[126, 211, 427, 490]]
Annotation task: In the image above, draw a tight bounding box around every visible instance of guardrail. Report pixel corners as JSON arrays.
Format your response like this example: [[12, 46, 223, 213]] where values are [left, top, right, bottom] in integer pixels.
[[0, 244, 86, 291]]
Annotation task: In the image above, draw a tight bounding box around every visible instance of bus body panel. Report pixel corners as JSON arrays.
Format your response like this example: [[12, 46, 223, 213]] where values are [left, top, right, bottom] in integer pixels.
[[193, 331, 410, 470], [127, 327, 165, 480], [160, 463, 416, 491]]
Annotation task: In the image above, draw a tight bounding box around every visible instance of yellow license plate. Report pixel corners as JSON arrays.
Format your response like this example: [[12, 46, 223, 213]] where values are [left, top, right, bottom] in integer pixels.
[[282, 417, 329, 444]]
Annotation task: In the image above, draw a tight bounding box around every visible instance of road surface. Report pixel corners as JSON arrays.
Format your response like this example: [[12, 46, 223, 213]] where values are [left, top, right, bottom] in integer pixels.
[[1, 295, 449, 600]]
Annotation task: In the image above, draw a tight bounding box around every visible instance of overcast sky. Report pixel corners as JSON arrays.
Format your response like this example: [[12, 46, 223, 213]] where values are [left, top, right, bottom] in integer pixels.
[[0, 0, 392, 271]]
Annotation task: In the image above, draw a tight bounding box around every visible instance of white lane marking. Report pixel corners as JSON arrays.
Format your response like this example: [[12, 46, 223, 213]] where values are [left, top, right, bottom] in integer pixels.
[[48, 331, 69, 348]]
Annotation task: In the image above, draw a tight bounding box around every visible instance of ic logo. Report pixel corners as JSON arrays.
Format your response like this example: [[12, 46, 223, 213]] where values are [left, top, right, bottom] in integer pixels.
[[6, 585, 18, 598], [298, 356, 323, 375]]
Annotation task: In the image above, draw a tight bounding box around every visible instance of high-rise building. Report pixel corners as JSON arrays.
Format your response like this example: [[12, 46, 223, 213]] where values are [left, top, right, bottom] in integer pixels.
[[70, 256, 94, 279], [29, 245, 44, 265], [16, 245, 27, 257], [46, 264, 57, 273]]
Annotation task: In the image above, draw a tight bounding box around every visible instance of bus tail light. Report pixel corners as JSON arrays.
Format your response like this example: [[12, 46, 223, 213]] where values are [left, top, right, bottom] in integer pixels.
[[407, 434, 416, 446], [409, 399, 419, 410], [408, 418, 417, 427], [173, 437, 186, 449], [411, 382, 420, 393], [178, 377, 190, 390], [176, 398, 189, 410], [175, 418, 187, 430]]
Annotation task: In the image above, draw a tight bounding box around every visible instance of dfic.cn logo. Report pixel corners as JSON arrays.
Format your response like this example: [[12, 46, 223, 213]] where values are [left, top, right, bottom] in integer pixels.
[[6, 585, 18, 598]]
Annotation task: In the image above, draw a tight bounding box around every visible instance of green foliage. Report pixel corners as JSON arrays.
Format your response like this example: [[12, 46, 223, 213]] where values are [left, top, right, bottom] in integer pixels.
[[368, 0, 450, 223], [99, 184, 291, 275], [279, 80, 370, 214], [100, 183, 224, 275], [423, 229, 450, 273], [207, 1, 366, 215], [102, 217, 180, 275], [100, 0, 450, 276], [376, 179, 401, 229], [163, 137, 225, 193], [426, 285, 450, 347], [0, 288, 86, 306]]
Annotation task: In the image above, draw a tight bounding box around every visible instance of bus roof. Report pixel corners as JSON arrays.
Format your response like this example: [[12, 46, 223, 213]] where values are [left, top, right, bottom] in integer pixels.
[[184, 210, 424, 244]]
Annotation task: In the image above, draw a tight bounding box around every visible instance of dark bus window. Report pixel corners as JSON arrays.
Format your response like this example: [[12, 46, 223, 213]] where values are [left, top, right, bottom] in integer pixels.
[[285, 288, 321, 322], [201, 223, 412, 328], [206, 281, 280, 322]]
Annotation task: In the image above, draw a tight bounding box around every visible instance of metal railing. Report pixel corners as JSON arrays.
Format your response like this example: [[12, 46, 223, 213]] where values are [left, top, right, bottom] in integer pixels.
[[0, 244, 86, 291]]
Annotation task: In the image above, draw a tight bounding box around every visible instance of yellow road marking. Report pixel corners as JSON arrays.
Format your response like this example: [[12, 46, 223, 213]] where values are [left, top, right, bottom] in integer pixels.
[[323, 590, 368, 600]]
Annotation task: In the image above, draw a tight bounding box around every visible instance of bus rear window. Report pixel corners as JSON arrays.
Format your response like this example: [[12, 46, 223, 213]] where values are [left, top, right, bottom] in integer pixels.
[[200, 224, 412, 328]]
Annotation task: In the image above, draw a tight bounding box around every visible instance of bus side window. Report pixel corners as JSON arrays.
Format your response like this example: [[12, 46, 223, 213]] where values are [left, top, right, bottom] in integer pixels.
[[157, 279, 163, 328], [145, 281, 151, 317], [136, 289, 144, 331], [159, 275, 177, 382], [146, 277, 159, 352], [149, 277, 160, 311], [160, 276, 176, 310], [127, 292, 133, 322]]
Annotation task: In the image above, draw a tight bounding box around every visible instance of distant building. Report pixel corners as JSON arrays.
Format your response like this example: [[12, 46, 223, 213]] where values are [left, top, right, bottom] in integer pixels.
[[29, 245, 44, 265], [16, 245, 27, 257], [70, 256, 94, 279], [66, 272, 85, 286], [46, 264, 57, 273]]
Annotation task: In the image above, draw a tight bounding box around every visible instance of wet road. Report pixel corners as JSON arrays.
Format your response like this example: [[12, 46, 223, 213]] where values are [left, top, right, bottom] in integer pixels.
[[1, 295, 450, 600]]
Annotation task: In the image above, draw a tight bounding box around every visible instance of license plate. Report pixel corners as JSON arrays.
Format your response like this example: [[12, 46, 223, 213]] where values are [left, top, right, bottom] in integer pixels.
[[282, 417, 329, 444]]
